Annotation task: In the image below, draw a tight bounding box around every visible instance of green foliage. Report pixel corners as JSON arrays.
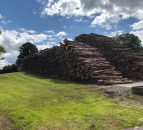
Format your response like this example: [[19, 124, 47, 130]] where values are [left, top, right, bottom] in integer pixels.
[[0, 64, 18, 74], [114, 33, 143, 52], [0, 45, 6, 61], [0, 31, 6, 54], [0, 72, 143, 130], [0, 45, 6, 54], [16, 42, 38, 69]]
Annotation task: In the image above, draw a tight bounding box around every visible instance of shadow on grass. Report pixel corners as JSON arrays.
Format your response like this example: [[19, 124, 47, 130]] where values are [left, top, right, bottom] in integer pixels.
[[23, 72, 82, 85]]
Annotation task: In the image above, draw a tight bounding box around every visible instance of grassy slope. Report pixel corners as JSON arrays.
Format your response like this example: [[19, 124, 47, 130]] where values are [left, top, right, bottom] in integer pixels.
[[0, 72, 143, 130]]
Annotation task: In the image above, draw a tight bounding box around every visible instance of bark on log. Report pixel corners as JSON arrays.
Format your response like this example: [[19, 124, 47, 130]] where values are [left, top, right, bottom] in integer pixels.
[[22, 34, 135, 84]]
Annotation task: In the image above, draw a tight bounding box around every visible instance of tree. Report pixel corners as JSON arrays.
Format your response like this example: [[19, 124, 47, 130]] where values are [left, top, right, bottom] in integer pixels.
[[0, 64, 18, 74], [16, 42, 38, 70], [0, 45, 5, 60], [0, 31, 6, 54], [0, 31, 6, 61], [0, 45, 5, 53], [114, 33, 142, 52]]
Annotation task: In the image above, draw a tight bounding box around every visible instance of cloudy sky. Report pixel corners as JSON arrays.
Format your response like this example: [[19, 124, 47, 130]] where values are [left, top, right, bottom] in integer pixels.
[[0, 0, 143, 67]]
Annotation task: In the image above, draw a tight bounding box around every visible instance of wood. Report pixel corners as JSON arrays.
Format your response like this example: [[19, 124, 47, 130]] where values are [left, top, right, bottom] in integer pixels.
[[22, 34, 136, 84], [75, 33, 143, 80]]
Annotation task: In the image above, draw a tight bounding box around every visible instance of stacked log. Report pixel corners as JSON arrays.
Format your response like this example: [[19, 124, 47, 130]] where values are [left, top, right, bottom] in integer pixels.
[[22, 39, 131, 84], [75, 33, 143, 80]]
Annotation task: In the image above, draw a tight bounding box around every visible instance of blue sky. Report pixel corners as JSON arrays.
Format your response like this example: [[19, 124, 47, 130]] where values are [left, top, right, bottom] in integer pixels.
[[0, 0, 143, 66]]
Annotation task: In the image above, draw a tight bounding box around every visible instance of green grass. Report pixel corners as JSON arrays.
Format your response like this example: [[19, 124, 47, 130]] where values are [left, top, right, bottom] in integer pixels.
[[0, 72, 143, 130]]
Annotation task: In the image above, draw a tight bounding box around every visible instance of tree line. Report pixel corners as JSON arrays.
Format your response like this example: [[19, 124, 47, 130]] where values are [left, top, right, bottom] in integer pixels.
[[114, 33, 143, 52]]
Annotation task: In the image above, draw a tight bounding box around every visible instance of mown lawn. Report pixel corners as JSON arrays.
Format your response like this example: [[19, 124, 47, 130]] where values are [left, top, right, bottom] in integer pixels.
[[0, 72, 143, 130]]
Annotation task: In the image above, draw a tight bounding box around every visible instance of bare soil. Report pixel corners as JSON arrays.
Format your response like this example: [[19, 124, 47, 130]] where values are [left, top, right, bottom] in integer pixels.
[[0, 113, 12, 130], [93, 81, 143, 98]]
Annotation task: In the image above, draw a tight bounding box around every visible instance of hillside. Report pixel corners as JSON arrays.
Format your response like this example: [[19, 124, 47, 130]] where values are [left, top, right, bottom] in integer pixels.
[[0, 72, 143, 130]]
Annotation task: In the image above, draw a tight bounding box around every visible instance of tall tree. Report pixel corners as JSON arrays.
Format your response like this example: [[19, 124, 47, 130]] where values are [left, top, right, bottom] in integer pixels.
[[114, 33, 142, 52], [0, 45, 6, 61], [16, 42, 38, 70], [0, 31, 6, 60], [0, 45, 5, 54]]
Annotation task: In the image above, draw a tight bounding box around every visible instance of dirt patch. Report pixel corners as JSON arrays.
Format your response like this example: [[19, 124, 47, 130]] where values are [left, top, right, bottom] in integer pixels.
[[0, 113, 12, 130], [93, 82, 143, 100], [123, 126, 143, 130], [94, 85, 132, 98]]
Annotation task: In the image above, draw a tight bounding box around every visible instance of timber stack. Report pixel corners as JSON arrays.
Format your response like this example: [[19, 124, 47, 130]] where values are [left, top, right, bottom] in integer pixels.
[[22, 33, 143, 84], [75, 33, 143, 80], [22, 35, 133, 85]]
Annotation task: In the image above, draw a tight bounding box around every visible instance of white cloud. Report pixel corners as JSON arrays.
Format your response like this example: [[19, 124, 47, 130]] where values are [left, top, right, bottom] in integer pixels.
[[41, 0, 143, 29], [37, 44, 51, 50], [0, 30, 48, 51], [131, 20, 143, 43], [108, 30, 123, 37], [130, 30, 143, 45], [91, 11, 121, 29], [0, 60, 9, 69], [0, 14, 12, 26], [56, 31, 67, 37], [0, 51, 19, 69], [0, 29, 48, 67], [42, 0, 82, 17], [74, 18, 88, 23], [0, 29, 68, 67], [131, 20, 143, 30], [45, 30, 55, 34]]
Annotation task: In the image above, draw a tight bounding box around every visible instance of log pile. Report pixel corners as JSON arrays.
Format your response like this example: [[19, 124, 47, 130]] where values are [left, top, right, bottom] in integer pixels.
[[75, 33, 143, 80], [22, 39, 132, 84]]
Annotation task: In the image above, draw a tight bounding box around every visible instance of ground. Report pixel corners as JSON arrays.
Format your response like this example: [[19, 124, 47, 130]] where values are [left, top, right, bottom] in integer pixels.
[[0, 113, 12, 130], [0, 72, 143, 130]]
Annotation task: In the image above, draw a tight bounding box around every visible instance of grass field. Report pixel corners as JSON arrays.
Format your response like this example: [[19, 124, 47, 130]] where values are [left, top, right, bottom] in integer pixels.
[[0, 72, 143, 130]]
